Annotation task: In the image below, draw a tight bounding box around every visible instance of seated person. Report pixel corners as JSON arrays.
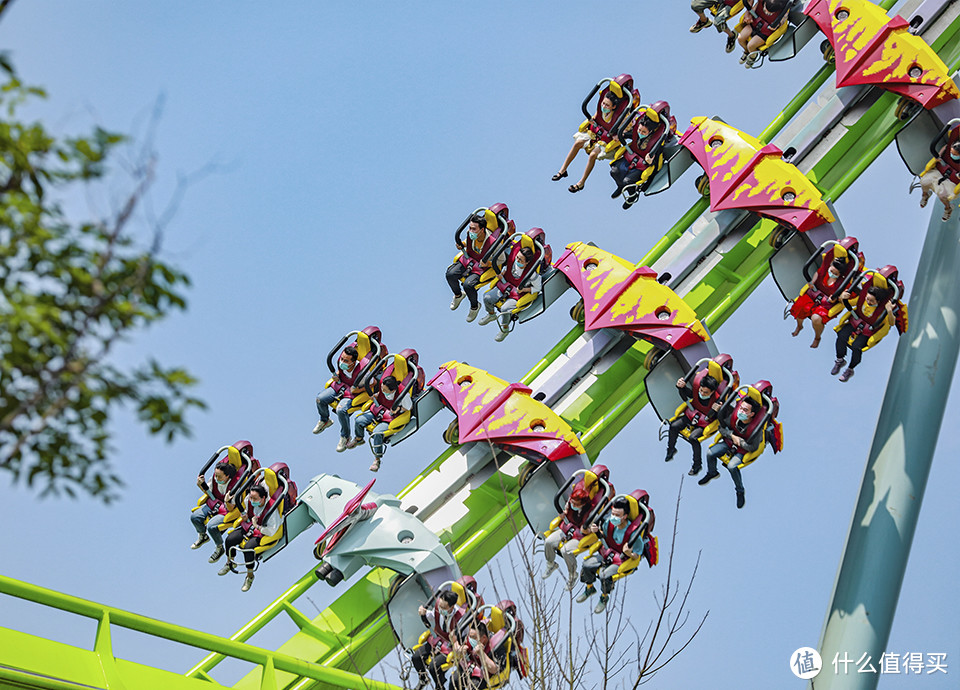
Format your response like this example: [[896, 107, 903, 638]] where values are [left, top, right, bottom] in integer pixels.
[[918, 128, 960, 221], [448, 622, 507, 690], [577, 493, 656, 614], [347, 375, 411, 472], [665, 374, 722, 476], [699, 389, 781, 508], [609, 104, 673, 208], [314, 345, 364, 452], [413, 590, 463, 690], [479, 245, 543, 342], [736, 0, 792, 67], [190, 460, 238, 562], [552, 79, 634, 193], [542, 484, 595, 591], [219, 484, 282, 592], [690, 0, 745, 53], [446, 212, 497, 322], [790, 255, 853, 348], [832, 284, 902, 383]]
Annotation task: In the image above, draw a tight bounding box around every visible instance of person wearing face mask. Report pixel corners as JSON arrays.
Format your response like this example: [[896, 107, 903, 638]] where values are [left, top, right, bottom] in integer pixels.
[[553, 91, 625, 194], [664, 374, 722, 476], [190, 461, 239, 561], [609, 104, 673, 208], [448, 622, 505, 690], [918, 134, 960, 221], [831, 285, 898, 382], [577, 495, 654, 614], [446, 214, 495, 322], [690, 0, 745, 54], [219, 485, 281, 592], [542, 485, 595, 591], [736, 0, 792, 68], [314, 346, 364, 452], [789, 257, 851, 348], [412, 590, 462, 690], [478, 247, 542, 342], [345, 375, 410, 471], [699, 397, 763, 508]]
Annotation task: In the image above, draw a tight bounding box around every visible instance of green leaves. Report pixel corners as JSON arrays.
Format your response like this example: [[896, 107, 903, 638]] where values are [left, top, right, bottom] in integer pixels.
[[0, 59, 203, 503]]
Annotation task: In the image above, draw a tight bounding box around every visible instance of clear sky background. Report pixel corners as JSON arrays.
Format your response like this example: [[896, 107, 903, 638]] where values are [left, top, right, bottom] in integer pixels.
[[1, 2, 958, 688]]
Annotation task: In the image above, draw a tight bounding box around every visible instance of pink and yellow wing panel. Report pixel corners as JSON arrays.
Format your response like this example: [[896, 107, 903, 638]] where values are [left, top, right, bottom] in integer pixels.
[[427, 361, 584, 462], [554, 242, 709, 350], [680, 117, 835, 233], [806, 0, 959, 108]]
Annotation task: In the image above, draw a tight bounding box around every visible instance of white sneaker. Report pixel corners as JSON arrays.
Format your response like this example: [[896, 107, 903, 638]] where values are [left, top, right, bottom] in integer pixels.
[[466, 306, 479, 323], [241, 573, 254, 592], [336, 437, 348, 452], [541, 561, 559, 580], [208, 545, 225, 563], [190, 533, 210, 550], [450, 294, 465, 310], [313, 419, 333, 434], [495, 328, 509, 342], [477, 311, 498, 326], [344, 437, 361, 450], [218, 561, 235, 576]]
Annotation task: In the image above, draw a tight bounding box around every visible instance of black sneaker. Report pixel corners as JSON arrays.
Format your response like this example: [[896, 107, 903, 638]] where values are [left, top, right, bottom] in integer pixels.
[[688, 464, 702, 476], [664, 449, 677, 462], [698, 470, 720, 486], [736, 489, 745, 509], [611, 186, 623, 199], [726, 35, 736, 53]]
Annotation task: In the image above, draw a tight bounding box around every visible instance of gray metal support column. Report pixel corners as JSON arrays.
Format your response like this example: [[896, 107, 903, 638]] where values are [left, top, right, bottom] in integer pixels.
[[811, 210, 960, 689]]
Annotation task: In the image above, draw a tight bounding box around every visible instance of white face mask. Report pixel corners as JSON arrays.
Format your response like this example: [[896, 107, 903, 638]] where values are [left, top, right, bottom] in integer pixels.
[[382, 389, 396, 400], [828, 269, 840, 279]]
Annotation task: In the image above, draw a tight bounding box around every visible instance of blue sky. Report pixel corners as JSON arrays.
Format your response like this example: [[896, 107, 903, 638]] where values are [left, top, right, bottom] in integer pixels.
[[1, 2, 958, 688]]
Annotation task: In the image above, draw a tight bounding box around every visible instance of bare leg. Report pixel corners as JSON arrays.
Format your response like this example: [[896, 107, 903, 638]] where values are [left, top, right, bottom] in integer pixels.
[[558, 140, 585, 176], [747, 35, 766, 52], [738, 27, 752, 52], [811, 314, 825, 348], [576, 146, 601, 188]]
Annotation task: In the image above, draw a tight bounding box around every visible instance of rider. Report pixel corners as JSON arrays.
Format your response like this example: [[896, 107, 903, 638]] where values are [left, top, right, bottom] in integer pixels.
[[831, 285, 898, 383], [412, 590, 462, 690], [446, 212, 495, 322], [577, 495, 656, 614], [347, 375, 409, 472], [479, 246, 542, 342], [918, 128, 960, 220], [737, 0, 791, 68], [314, 346, 364, 452], [690, 0, 745, 53], [609, 104, 672, 208], [219, 484, 281, 592], [553, 81, 631, 194], [665, 374, 722, 476], [448, 622, 506, 690], [699, 397, 764, 508], [542, 485, 593, 590], [190, 460, 239, 561], [790, 255, 853, 348]]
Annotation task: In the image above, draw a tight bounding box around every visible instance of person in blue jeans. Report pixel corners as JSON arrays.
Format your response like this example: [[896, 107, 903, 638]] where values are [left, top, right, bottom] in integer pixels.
[[190, 461, 238, 562], [698, 397, 761, 509], [346, 375, 410, 471], [313, 346, 363, 452]]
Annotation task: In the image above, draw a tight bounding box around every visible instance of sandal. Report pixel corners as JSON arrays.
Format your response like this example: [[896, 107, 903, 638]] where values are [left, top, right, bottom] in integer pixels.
[[568, 182, 584, 193], [551, 171, 568, 181]]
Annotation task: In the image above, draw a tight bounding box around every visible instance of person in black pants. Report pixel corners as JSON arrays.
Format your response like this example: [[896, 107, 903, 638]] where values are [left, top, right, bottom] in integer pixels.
[[832, 286, 896, 383]]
